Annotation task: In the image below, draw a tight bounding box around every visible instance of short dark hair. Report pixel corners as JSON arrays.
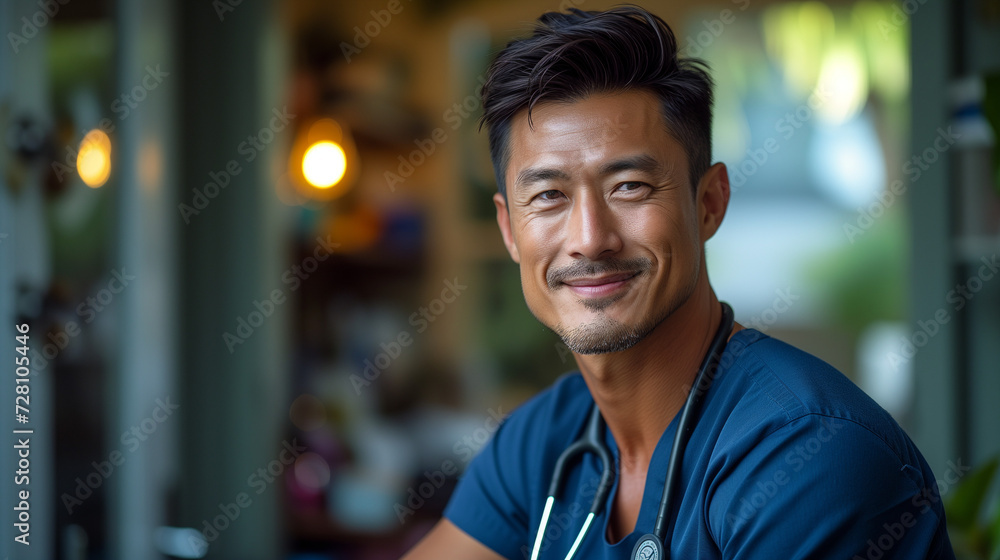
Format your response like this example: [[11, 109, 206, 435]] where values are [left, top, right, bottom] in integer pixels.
[[479, 5, 714, 197]]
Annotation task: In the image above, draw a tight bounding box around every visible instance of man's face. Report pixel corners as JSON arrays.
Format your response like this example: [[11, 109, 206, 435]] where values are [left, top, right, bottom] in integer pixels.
[[494, 90, 710, 354]]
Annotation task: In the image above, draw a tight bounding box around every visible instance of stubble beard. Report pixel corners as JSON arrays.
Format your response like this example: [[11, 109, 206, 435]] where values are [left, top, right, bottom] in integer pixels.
[[558, 313, 658, 354], [538, 254, 700, 355], [555, 277, 696, 355]]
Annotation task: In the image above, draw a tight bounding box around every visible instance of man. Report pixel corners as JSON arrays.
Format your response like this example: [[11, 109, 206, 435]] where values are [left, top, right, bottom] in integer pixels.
[[404, 6, 955, 559]]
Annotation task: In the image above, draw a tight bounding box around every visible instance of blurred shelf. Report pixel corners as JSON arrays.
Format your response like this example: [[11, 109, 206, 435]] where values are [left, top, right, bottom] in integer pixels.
[[460, 221, 510, 261]]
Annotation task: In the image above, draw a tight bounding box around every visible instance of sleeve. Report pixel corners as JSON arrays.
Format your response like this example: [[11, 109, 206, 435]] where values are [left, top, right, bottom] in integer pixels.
[[706, 414, 955, 559], [443, 408, 533, 560]]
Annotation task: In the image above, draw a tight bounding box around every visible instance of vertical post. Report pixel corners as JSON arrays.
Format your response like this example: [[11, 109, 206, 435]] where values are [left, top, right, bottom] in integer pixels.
[[0, 1, 55, 557], [176, 0, 289, 557], [109, 0, 179, 558], [908, 0, 961, 474], [956, 0, 1000, 467]]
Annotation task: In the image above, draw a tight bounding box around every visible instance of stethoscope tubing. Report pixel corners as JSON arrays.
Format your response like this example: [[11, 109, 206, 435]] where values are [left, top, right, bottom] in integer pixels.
[[529, 302, 735, 560], [652, 301, 735, 540]]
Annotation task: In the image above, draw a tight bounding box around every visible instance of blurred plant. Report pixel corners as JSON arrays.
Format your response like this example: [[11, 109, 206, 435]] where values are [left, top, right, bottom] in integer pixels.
[[806, 207, 907, 332], [946, 456, 1000, 559]]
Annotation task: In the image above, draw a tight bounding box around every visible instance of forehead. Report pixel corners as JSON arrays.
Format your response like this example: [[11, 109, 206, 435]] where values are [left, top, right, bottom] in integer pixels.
[[505, 90, 685, 184]]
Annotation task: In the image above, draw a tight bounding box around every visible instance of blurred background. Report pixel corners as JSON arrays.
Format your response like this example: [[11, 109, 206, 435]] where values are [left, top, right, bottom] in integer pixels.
[[0, 0, 999, 558]]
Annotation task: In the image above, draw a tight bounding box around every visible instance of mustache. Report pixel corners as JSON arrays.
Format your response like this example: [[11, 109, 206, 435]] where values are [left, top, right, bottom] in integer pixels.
[[546, 257, 653, 289]]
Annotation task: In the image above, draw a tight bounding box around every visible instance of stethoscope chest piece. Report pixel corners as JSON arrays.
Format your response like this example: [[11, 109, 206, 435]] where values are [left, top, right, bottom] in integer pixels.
[[631, 534, 664, 560]]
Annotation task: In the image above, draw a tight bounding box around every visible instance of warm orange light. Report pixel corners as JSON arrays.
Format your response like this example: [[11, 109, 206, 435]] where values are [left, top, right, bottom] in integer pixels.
[[77, 129, 112, 188], [287, 118, 358, 202], [302, 141, 347, 188]]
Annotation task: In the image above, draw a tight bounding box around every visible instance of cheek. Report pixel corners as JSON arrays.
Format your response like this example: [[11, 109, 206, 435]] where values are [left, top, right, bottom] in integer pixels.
[[513, 219, 562, 308], [667, 214, 699, 257], [625, 206, 691, 252], [515, 217, 562, 266]]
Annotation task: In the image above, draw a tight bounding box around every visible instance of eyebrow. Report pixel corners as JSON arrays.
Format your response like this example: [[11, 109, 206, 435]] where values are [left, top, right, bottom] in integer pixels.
[[513, 167, 572, 192], [513, 154, 668, 194], [597, 154, 665, 176]]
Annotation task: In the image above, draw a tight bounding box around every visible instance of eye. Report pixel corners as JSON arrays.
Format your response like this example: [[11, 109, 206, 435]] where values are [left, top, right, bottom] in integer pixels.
[[616, 182, 649, 196], [535, 190, 564, 202]]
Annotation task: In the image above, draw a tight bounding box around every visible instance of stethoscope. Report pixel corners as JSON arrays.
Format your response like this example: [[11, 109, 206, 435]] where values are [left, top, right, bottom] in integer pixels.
[[529, 302, 735, 560]]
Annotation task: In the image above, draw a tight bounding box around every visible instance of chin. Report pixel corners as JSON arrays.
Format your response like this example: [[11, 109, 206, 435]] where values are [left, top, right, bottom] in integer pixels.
[[555, 287, 696, 355], [555, 313, 660, 355]]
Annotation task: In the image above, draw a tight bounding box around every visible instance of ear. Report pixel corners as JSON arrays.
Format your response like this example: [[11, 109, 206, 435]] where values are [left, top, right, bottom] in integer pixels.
[[494, 192, 521, 263], [697, 162, 730, 242]]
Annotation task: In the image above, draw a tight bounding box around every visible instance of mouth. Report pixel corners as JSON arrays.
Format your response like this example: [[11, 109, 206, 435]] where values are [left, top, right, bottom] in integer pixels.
[[562, 271, 640, 298]]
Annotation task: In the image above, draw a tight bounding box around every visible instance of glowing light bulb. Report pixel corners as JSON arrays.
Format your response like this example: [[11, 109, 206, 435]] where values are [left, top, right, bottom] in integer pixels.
[[302, 141, 347, 189], [77, 129, 112, 188], [286, 118, 358, 201]]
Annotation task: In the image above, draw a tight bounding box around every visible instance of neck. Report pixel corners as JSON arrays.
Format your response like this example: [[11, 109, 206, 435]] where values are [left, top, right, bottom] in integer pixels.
[[574, 280, 737, 467]]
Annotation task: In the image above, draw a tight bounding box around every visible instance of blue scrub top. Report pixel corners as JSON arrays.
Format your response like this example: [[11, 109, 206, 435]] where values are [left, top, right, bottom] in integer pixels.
[[444, 329, 955, 559]]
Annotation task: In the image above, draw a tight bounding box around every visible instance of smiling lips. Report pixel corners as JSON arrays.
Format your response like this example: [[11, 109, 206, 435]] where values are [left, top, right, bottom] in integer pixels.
[[562, 271, 639, 298]]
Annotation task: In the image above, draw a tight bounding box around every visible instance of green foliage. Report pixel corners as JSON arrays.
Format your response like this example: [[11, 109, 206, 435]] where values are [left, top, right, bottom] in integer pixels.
[[806, 208, 907, 331], [947, 457, 1000, 559]]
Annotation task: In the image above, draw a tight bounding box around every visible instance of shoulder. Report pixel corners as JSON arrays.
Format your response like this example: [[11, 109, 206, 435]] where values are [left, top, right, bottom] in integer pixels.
[[702, 330, 949, 553], [698, 331, 953, 556], [711, 329, 923, 468]]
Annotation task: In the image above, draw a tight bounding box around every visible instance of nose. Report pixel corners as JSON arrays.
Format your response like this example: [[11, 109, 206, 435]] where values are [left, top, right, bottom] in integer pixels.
[[563, 190, 623, 260]]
